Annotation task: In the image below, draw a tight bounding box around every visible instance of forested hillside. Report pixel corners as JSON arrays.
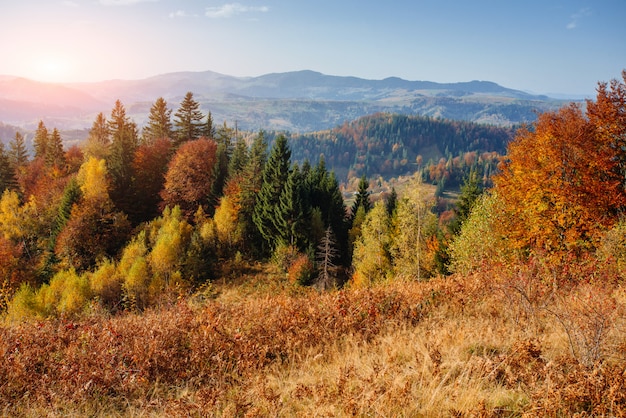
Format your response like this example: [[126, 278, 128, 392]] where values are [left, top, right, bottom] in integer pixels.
[[288, 113, 513, 185], [1, 72, 626, 416]]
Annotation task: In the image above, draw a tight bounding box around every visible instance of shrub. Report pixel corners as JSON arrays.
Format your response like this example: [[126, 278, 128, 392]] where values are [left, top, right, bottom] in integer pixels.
[[287, 254, 315, 286]]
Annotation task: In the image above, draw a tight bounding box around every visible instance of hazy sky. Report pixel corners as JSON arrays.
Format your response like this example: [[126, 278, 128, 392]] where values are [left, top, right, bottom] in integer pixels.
[[1, 0, 624, 96]]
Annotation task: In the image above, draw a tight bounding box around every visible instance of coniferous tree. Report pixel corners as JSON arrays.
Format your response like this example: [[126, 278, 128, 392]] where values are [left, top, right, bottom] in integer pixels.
[[316, 226, 339, 289], [208, 123, 233, 213], [33, 120, 49, 160], [173, 92, 204, 146], [9, 132, 29, 170], [253, 134, 291, 252], [321, 171, 349, 264], [142, 97, 173, 143], [0, 143, 17, 193], [237, 131, 268, 254], [203, 111, 216, 139], [46, 128, 65, 168], [350, 175, 371, 223], [275, 164, 309, 249], [450, 171, 483, 235], [228, 134, 249, 178], [107, 100, 139, 214], [386, 187, 398, 216], [84, 112, 110, 160]]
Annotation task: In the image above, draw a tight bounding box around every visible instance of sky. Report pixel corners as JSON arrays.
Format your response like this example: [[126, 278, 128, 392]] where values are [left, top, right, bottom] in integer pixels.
[[0, 0, 624, 97]]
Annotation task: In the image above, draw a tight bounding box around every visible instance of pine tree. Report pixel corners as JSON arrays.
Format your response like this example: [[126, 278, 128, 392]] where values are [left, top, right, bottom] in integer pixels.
[[385, 187, 398, 216], [350, 175, 371, 223], [203, 111, 216, 139], [8, 132, 29, 170], [142, 97, 173, 143], [107, 100, 139, 214], [173, 92, 204, 146], [84, 112, 110, 160], [0, 143, 17, 193], [46, 128, 65, 168], [237, 131, 268, 254], [450, 170, 483, 235], [208, 124, 233, 213], [228, 134, 249, 178], [274, 164, 309, 249], [33, 120, 49, 160], [316, 226, 339, 290], [253, 134, 291, 251]]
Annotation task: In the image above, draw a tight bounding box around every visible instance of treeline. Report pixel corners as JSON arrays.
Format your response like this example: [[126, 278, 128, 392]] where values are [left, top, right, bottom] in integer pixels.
[[1, 71, 626, 320], [287, 113, 514, 182], [0, 90, 413, 317]]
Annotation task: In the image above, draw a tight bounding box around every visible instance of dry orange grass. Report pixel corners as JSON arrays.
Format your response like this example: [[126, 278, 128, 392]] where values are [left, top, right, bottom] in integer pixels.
[[1, 264, 626, 417]]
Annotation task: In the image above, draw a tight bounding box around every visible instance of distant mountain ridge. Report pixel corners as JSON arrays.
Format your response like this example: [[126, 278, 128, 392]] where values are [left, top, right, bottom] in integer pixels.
[[0, 70, 565, 133]]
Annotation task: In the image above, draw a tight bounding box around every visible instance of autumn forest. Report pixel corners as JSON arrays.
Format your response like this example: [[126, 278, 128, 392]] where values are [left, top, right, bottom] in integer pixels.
[[1, 72, 626, 416]]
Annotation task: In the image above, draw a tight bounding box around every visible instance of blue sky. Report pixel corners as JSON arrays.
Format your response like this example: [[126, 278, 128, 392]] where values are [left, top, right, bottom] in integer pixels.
[[0, 0, 624, 96]]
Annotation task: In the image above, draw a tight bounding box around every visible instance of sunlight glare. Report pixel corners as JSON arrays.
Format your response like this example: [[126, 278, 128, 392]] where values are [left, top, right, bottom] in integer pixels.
[[32, 55, 74, 83]]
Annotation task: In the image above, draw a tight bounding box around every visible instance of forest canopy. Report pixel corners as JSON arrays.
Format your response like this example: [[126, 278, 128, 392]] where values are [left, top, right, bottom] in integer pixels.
[[0, 72, 625, 318]]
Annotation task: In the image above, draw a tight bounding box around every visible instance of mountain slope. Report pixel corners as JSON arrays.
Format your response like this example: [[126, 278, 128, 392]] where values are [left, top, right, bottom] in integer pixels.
[[0, 70, 565, 131]]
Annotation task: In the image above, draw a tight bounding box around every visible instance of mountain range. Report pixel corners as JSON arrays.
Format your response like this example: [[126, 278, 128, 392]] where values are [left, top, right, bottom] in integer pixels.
[[0, 70, 567, 135]]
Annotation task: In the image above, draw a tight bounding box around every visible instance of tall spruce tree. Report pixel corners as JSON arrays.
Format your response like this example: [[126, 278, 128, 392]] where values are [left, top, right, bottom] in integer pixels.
[[208, 122, 234, 211], [349, 175, 372, 228], [107, 100, 138, 214], [0, 143, 18, 193], [450, 170, 483, 235], [203, 111, 216, 139], [238, 131, 268, 254], [46, 128, 65, 168], [275, 164, 309, 249], [173, 91, 204, 146], [142, 97, 173, 143], [350, 175, 372, 223], [228, 134, 249, 178], [84, 112, 110, 160], [253, 134, 291, 252], [33, 120, 49, 160], [8, 131, 29, 170], [386, 187, 398, 216]]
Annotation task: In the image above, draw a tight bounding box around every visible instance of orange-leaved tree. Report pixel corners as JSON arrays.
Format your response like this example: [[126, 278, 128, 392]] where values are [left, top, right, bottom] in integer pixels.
[[160, 138, 217, 218], [493, 72, 626, 260]]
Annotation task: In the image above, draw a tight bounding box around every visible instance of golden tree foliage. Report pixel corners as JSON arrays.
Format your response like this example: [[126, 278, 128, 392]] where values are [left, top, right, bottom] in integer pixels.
[[6, 269, 91, 320], [119, 232, 151, 309], [390, 176, 438, 280], [448, 191, 514, 275], [0, 190, 37, 242], [76, 157, 109, 203], [148, 206, 192, 282], [213, 194, 243, 252], [351, 201, 392, 287], [494, 74, 626, 260]]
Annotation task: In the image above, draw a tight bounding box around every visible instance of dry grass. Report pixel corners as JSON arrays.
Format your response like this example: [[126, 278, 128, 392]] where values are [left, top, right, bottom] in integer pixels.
[[2, 265, 626, 417]]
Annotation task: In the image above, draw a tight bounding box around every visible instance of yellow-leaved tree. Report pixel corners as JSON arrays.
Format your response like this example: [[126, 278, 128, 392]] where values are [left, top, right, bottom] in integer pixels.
[[390, 175, 438, 280], [351, 200, 392, 287]]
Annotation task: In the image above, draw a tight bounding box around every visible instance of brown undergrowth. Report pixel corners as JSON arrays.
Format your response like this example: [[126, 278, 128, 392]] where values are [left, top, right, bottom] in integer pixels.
[[1, 263, 625, 417]]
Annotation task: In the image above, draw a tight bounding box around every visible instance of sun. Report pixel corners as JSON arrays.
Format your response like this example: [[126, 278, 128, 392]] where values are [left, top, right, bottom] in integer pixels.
[[31, 55, 74, 83]]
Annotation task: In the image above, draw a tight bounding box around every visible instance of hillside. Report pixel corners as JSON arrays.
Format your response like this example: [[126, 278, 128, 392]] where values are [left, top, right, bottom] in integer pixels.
[[0, 70, 565, 132], [0, 70, 625, 418], [2, 265, 625, 417], [287, 112, 513, 181]]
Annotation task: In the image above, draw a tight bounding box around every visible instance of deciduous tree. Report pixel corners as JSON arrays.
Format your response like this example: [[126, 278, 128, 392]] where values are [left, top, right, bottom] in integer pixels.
[[160, 138, 218, 218]]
